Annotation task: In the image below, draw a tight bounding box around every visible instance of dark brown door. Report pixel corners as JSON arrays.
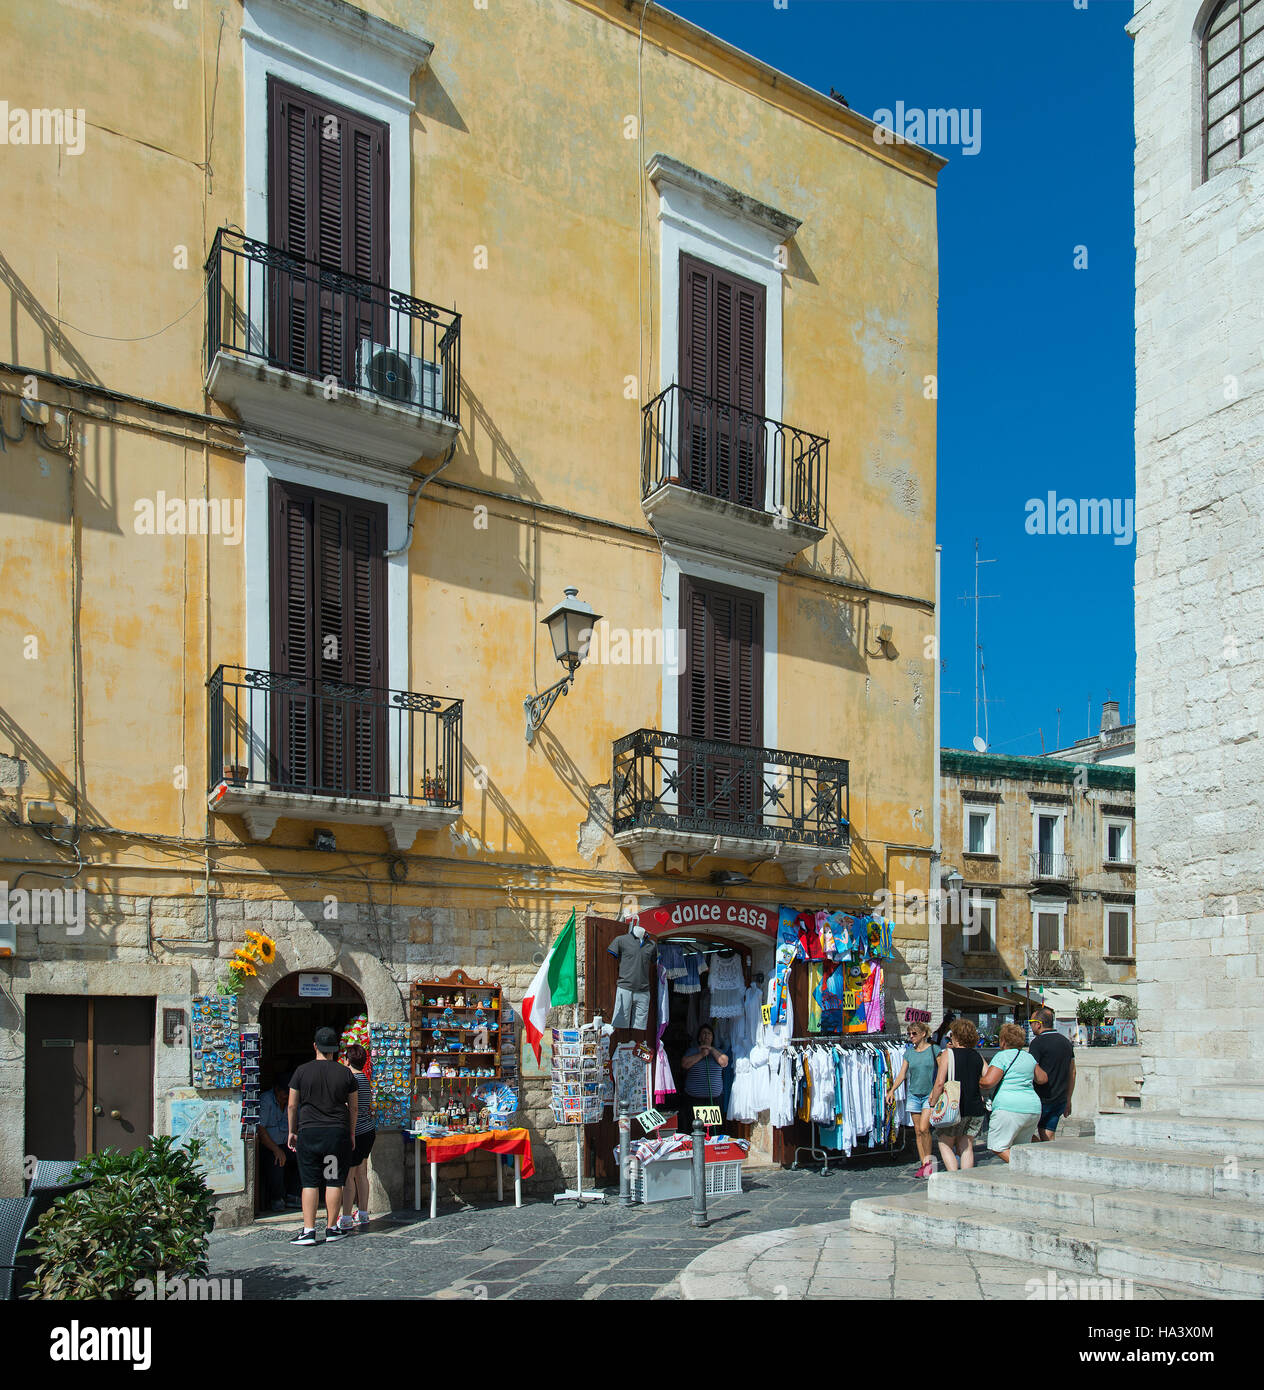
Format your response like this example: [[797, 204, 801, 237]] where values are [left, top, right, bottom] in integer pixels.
[[679, 253, 766, 508], [680, 575, 764, 828], [583, 916, 659, 1182], [267, 76, 389, 387], [270, 478, 389, 797], [25, 996, 154, 1162]]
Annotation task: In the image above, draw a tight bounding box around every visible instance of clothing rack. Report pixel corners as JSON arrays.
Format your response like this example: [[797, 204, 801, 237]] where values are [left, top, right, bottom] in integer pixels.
[[788, 1034, 910, 1173]]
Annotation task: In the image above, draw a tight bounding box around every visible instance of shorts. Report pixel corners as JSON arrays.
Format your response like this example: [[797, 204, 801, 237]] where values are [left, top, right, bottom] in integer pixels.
[[611, 987, 650, 1029], [988, 1108, 1040, 1152], [296, 1125, 352, 1188], [908, 1091, 931, 1114], [1039, 1100, 1066, 1133], [350, 1128, 377, 1166], [935, 1113, 984, 1140]]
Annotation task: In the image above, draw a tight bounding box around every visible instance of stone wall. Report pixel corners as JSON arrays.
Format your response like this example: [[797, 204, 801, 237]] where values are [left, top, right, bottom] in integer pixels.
[[1132, 0, 1264, 1109]]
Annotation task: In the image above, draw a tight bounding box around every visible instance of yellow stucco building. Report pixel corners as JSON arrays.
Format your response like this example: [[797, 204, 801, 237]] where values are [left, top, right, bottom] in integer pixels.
[[0, 0, 940, 1221]]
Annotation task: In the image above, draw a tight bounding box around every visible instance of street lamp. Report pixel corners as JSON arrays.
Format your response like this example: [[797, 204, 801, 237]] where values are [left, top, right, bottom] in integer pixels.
[[523, 586, 602, 744]]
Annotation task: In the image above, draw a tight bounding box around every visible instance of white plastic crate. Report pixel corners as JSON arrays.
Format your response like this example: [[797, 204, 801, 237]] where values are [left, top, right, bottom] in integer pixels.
[[631, 1157, 743, 1204]]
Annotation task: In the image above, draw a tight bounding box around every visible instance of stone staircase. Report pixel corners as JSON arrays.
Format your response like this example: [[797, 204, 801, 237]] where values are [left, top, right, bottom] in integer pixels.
[[850, 1084, 1264, 1298]]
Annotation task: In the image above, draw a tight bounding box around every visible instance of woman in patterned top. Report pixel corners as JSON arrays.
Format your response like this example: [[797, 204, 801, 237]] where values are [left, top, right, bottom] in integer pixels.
[[340, 1044, 376, 1229]]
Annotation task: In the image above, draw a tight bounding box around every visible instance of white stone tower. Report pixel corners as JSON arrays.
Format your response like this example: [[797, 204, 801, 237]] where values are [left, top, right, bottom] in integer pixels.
[[1132, 0, 1264, 1109]]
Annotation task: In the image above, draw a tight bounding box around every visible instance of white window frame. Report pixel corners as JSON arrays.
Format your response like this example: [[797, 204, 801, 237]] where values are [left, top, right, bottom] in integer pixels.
[[1104, 816, 1133, 864], [1104, 904, 1135, 959], [1030, 899, 1067, 951], [1031, 807, 1067, 856], [963, 802, 996, 855]]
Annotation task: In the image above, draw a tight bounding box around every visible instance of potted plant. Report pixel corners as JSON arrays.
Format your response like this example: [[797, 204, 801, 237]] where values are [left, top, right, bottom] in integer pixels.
[[21, 1136, 217, 1299], [1076, 995, 1112, 1045], [422, 771, 446, 806]]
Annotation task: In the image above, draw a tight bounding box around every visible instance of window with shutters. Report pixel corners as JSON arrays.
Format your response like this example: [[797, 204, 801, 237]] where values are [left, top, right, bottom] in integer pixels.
[[679, 575, 763, 826], [1203, 0, 1264, 181], [1104, 817, 1132, 864], [1033, 909, 1064, 952], [678, 254, 767, 509], [267, 77, 389, 389], [269, 478, 388, 798], [1105, 907, 1134, 959], [963, 803, 996, 855]]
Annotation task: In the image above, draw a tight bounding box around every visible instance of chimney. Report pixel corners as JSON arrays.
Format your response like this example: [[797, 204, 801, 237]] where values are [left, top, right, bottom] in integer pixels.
[[1100, 700, 1120, 734]]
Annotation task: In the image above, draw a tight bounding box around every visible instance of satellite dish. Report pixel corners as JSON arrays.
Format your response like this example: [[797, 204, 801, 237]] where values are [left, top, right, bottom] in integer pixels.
[[972, 736, 987, 752]]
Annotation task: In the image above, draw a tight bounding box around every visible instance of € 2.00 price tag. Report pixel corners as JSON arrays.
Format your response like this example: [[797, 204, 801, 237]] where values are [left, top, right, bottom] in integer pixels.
[[693, 1105, 723, 1128], [761, 1004, 772, 1025], [636, 1108, 667, 1133]]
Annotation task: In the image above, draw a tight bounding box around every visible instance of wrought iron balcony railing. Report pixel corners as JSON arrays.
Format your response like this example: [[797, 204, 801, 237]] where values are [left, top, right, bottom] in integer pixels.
[[612, 728, 849, 849], [1030, 851, 1075, 881], [205, 227, 461, 424], [1024, 948, 1083, 982], [641, 384, 828, 529], [208, 665, 462, 807]]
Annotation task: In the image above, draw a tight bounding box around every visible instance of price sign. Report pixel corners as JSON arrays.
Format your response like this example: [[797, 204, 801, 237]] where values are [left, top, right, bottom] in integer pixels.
[[633, 1042, 655, 1062], [842, 991, 858, 1010], [761, 1004, 772, 1025], [636, 1108, 667, 1133], [693, 1105, 723, 1127]]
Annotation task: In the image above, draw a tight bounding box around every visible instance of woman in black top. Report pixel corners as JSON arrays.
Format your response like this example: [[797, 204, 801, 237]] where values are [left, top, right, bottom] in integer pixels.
[[925, 1017, 986, 1173]]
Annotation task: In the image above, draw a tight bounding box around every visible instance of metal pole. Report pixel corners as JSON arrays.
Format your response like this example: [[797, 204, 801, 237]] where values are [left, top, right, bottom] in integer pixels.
[[691, 1112, 709, 1228], [618, 1102, 633, 1207]]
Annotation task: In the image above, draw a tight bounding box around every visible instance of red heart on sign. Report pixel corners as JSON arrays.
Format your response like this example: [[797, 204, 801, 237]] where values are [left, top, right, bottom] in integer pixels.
[[653, 909, 669, 925]]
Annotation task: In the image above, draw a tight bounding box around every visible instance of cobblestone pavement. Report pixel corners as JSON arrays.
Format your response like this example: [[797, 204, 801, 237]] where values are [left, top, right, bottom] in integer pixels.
[[678, 1221, 1208, 1301], [208, 1157, 920, 1300]]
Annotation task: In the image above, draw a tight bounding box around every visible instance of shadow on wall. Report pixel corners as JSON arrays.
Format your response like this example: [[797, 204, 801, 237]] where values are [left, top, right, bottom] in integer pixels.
[[453, 741, 551, 865], [0, 707, 107, 831]]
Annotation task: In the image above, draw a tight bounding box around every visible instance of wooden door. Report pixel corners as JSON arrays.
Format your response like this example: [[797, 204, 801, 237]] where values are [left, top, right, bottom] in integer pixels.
[[270, 478, 389, 797], [680, 575, 763, 827], [268, 77, 389, 387], [25, 996, 153, 1162], [679, 253, 766, 507]]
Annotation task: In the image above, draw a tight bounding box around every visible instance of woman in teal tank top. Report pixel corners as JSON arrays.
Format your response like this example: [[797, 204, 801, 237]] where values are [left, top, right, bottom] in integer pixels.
[[980, 1021, 1048, 1162]]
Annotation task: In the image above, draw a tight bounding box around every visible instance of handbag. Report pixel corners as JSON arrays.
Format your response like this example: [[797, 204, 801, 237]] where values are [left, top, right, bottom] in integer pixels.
[[929, 1047, 960, 1127], [985, 1050, 1019, 1112]]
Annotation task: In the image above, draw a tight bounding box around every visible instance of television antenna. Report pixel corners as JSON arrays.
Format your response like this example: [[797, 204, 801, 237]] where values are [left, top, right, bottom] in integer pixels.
[[957, 539, 1000, 751]]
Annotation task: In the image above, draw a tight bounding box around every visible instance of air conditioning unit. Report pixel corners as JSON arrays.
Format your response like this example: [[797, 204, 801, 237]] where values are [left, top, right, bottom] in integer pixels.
[[355, 341, 443, 413]]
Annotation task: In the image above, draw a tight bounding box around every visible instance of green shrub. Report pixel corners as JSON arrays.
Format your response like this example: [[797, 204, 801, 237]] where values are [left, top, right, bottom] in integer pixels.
[[1116, 996, 1138, 1021], [1075, 996, 1111, 1025], [22, 1135, 217, 1300]]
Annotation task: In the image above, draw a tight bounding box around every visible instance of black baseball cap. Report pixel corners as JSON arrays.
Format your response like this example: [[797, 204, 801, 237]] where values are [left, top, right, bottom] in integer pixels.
[[314, 1026, 340, 1050]]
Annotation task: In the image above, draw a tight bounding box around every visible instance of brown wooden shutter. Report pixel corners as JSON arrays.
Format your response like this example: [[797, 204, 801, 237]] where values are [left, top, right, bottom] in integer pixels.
[[270, 479, 388, 796], [678, 254, 766, 506], [268, 77, 388, 387]]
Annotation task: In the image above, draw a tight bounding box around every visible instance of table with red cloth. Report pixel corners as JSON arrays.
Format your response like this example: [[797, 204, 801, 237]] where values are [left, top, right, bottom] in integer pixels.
[[409, 1127, 534, 1217]]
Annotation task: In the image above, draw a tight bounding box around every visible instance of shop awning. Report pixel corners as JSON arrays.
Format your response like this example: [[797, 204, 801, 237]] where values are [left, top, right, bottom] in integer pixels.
[[1028, 984, 1136, 1018], [943, 981, 1016, 1011]]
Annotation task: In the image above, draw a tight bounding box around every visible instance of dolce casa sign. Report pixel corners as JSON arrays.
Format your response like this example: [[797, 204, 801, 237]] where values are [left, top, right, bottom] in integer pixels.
[[633, 900, 777, 940]]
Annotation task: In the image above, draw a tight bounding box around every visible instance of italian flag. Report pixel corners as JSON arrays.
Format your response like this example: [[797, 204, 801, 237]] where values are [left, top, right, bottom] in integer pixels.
[[519, 908, 578, 1063]]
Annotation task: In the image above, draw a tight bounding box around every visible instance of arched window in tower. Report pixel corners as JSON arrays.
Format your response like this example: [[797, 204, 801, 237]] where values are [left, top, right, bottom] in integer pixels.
[[1203, 0, 1264, 180]]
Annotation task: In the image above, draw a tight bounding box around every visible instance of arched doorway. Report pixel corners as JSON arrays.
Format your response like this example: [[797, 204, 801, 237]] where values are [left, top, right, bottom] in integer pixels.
[[259, 971, 367, 1086]]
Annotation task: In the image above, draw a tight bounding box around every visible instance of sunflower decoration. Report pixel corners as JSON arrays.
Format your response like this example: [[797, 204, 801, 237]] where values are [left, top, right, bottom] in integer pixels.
[[244, 929, 277, 965], [231, 948, 258, 976]]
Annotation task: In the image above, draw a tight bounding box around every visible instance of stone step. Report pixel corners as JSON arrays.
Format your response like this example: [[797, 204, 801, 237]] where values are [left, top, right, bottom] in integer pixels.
[[1009, 1138, 1264, 1202], [927, 1167, 1264, 1253], [849, 1190, 1263, 1298], [1180, 1084, 1264, 1123], [1096, 1110, 1264, 1157]]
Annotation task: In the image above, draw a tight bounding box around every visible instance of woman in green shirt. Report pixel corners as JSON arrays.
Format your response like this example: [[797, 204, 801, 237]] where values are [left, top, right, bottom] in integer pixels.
[[981, 1021, 1048, 1162]]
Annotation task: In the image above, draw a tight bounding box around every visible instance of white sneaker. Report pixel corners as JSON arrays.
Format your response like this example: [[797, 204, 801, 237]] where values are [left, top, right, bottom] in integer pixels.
[[337, 1215, 355, 1231], [354, 1210, 370, 1226]]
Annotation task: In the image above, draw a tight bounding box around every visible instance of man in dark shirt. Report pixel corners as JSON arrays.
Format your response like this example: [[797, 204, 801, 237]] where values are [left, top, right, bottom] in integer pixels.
[[1029, 1007, 1076, 1142], [286, 1026, 359, 1245]]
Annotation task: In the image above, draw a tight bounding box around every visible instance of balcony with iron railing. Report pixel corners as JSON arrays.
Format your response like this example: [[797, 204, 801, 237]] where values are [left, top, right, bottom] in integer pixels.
[[207, 664, 463, 850], [640, 384, 829, 567], [612, 728, 850, 882], [1030, 851, 1076, 883], [204, 227, 461, 472]]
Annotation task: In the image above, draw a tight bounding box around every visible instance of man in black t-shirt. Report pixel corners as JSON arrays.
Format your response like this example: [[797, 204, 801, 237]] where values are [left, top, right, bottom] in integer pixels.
[[286, 1026, 359, 1245], [1029, 1007, 1076, 1142]]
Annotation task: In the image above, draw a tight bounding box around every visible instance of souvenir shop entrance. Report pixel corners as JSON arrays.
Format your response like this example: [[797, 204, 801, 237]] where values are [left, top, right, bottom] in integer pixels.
[[583, 910, 771, 1183], [256, 972, 366, 1213]]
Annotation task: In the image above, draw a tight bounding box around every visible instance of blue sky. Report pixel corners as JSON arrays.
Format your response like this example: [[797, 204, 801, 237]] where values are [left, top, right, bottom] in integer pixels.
[[661, 0, 1137, 754]]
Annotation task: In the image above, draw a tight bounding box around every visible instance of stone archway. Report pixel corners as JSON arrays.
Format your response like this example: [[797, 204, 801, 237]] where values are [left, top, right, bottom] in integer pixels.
[[232, 927, 405, 1026]]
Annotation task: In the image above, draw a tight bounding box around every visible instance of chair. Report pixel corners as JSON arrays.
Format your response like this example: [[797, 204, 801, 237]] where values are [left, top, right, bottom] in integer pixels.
[[0, 1198, 36, 1301]]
